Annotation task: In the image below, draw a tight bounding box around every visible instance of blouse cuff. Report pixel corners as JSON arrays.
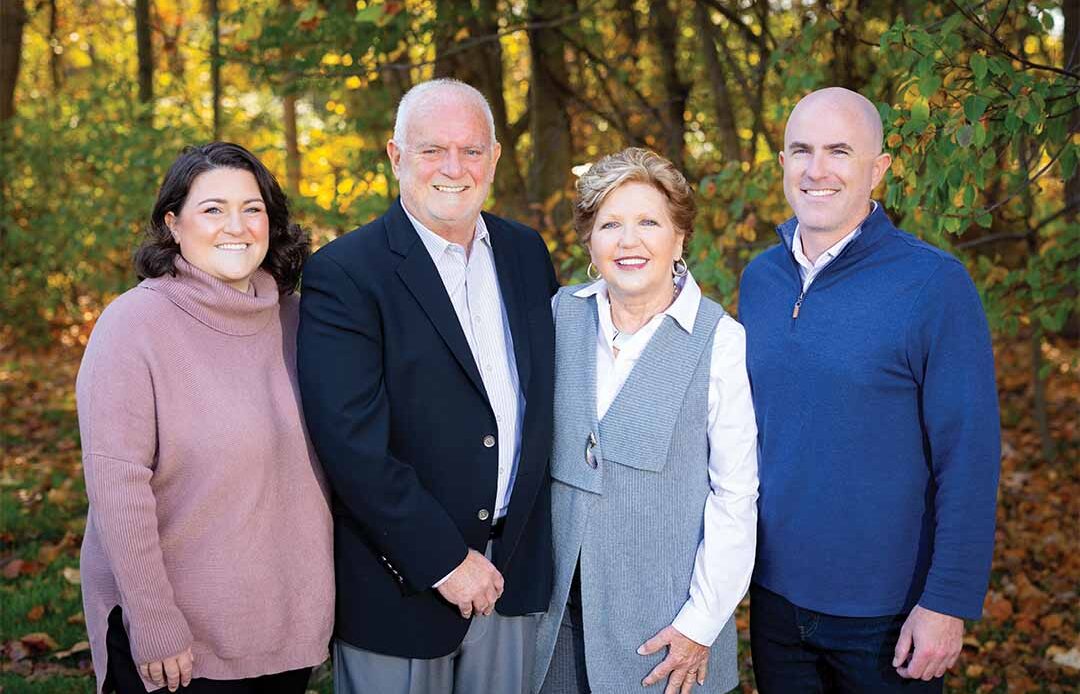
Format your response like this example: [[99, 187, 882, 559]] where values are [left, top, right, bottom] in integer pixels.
[[672, 600, 723, 648]]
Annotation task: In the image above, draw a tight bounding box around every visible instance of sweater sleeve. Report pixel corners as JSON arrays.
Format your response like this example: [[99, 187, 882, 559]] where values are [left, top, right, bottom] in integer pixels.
[[77, 305, 194, 663], [905, 259, 1001, 620]]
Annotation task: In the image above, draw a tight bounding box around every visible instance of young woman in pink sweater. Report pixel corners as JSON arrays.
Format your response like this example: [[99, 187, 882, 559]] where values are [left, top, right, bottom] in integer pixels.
[[76, 142, 334, 694]]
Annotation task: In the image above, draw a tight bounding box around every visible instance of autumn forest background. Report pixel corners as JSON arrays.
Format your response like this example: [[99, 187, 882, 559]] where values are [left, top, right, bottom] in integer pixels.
[[1, 0, 1077, 692]]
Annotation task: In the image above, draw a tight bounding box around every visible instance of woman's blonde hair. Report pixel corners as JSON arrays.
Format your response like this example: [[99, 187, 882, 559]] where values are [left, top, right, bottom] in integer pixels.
[[573, 147, 696, 251]]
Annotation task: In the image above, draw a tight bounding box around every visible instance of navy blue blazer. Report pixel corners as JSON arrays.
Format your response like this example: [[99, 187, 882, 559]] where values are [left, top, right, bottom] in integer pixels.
[[297, 199, 558, 658]]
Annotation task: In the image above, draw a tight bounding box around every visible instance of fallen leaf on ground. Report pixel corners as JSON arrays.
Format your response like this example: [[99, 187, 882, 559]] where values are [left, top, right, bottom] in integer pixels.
[[53, 640, 90, 659], [1051, 647, 1080, 670], [67, 611, 85, 624], [62, 566, 81, 585], [19, 632, 60, 654], [2, 558, 24, 579], [26, 605, 45, 621]]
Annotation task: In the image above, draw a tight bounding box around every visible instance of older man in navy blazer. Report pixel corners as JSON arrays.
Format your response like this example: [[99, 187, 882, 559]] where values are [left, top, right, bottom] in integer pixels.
[[297, 79, 558, 693]]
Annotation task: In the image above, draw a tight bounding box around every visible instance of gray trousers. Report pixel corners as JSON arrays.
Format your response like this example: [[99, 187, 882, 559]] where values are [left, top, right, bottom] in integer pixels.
[[334, 545, 540, 694]]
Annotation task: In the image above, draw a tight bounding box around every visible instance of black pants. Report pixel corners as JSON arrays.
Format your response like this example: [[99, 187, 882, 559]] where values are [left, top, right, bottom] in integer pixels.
[[750, 584, 944, 694], [104, 606, 313, 694]]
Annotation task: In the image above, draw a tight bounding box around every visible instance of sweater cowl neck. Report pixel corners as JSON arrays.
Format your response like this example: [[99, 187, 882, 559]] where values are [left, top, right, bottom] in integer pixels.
[[141, 256, 280, 336]]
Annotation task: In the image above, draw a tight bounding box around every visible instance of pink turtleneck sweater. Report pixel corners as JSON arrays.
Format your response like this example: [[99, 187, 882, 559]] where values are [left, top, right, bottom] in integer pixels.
[[76, 258, 334, 693]]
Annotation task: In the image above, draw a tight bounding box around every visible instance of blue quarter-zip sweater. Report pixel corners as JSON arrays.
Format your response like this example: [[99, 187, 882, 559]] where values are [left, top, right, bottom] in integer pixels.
[[738, 203, 1000, 620]]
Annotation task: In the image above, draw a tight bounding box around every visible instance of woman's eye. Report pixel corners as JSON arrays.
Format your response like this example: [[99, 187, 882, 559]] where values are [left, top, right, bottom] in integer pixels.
[[203, 206, 222, 214], [599, 221, 619, 230]]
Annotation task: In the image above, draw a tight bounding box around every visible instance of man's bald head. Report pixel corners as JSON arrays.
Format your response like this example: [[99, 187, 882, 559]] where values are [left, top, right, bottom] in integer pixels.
[[785, 87, 884, 156], [778, 86, 892, 243]]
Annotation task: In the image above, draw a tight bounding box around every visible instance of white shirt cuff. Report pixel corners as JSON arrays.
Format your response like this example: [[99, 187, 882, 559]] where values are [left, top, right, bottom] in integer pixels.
[[672, 599, 723, 647]]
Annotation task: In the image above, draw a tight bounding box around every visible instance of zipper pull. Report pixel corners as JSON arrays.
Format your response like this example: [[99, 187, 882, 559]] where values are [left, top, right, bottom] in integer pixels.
[[792, 291, 805, 319]]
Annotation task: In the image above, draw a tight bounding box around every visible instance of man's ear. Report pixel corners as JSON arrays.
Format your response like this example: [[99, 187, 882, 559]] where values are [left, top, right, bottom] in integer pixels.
[[386, 139, 402, 177], [871, 152, 892, 189]]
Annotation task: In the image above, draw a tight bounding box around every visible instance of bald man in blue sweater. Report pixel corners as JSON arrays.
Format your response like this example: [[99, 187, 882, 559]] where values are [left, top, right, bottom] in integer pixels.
[[739, 87, 1000, 692]]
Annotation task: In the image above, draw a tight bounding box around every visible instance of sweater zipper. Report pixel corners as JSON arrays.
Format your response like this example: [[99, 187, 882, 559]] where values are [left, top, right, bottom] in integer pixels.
[[792, 290, 806, 319]]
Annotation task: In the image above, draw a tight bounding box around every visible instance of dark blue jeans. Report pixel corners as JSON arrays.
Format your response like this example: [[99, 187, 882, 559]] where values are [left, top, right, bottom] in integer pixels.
[[750, 584, 944, 693]]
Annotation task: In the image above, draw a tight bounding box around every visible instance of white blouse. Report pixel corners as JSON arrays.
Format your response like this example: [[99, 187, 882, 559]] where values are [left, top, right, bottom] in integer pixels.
[[568, 274, 759, 646]]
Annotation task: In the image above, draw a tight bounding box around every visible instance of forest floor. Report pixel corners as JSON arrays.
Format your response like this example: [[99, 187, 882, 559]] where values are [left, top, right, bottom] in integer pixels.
[[1, 338, 1076, 693]]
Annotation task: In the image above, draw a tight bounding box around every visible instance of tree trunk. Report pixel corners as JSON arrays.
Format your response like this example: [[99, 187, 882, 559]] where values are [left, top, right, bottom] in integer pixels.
[[283, 93, 300, 196], [0, 0, 27, 123], [135, 0, 154, 116], [281, 0, 300, 196], [0, 0, 27, 244], [527, 0, 574, 231], [48, 0, 63, 91], [209, 0, 222, 140], [1017, 138, 1054, 462], [649, 0, 688, 171], [1065, 0, 1078, 226], [694, 1, 741, 163], [433, 0, 527, 217]]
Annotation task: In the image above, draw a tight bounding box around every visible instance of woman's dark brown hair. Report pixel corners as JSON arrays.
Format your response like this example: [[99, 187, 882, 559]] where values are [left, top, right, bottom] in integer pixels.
[[134, 142, 309, 293]]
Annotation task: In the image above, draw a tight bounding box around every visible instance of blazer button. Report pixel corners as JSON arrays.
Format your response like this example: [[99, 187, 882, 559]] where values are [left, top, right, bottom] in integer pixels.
[[482, 435, 496, 448], [477, 508, 490, 521]]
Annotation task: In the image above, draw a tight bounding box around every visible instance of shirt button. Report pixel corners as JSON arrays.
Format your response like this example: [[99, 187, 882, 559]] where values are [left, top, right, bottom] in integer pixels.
[[483, 435, 496, 448], [477, 508, 490, 521], [473, 315, 482, 324]]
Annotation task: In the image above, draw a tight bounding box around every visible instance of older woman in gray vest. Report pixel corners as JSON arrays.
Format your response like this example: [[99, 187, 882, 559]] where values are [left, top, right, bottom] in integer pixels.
[[533, 148, 759, 694]]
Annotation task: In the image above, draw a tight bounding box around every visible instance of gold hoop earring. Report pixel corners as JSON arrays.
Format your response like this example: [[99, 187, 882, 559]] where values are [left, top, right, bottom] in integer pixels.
[[586, 262, 601, 281], [673, 257, 688, 277]]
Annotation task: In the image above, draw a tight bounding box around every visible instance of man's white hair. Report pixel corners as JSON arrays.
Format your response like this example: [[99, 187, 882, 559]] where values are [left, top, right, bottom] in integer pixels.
[[392, 78, 497, 147]]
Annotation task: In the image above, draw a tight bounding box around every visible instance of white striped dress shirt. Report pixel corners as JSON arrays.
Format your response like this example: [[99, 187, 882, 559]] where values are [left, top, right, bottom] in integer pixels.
[[402, 204, 524, 521]]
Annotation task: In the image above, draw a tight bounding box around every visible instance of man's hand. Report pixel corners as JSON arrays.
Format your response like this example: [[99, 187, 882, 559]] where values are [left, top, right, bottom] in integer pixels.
[[892, 605, 964, 680], [436, 549, 504, 619], [138, 647, 193, 692], [638, 625, 710, 694]]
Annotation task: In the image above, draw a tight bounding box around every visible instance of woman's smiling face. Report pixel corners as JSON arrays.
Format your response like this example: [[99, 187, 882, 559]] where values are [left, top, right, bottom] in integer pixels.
[[588, 181, 684, 302]]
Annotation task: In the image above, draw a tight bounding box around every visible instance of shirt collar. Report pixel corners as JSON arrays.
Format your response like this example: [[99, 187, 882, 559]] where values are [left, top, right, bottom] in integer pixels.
[[401, 201, 490, 260], [572, 271, 702, 334], [791, 200, 877, 270]]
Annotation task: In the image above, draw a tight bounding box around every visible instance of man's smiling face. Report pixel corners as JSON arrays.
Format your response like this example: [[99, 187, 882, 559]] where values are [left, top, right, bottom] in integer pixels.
[[779, 89, 891, 238], [387, 93, 501, 241]]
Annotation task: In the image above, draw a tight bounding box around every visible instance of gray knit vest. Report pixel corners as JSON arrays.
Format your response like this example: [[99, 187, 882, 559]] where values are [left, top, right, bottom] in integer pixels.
[[532, 285, 738, 694]]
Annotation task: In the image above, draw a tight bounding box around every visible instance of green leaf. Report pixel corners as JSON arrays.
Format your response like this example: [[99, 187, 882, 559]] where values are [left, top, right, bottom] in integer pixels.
[[911, 98, 930, 127], [964, 95, 989, 122], [970, 53, 988, 82], [1041, 11, 1055, 32], [1004, 111, 1022, 134], [972, 121, 987, 147], [1061, 144, 1078, 180], [354, 4, 383, 23], [976, 211, 993, 228], [956, 124, 974, 147]]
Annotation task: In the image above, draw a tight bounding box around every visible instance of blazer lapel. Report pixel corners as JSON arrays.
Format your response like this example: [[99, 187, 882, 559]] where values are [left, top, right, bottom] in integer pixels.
[[484, 213, 532, 393], [386, 200, 489, 402]]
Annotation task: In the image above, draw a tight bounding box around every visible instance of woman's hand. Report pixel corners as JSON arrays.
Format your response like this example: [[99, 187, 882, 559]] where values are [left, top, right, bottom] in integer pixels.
[[639, 625, 710, 693], [138, 647, 193, 692]]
